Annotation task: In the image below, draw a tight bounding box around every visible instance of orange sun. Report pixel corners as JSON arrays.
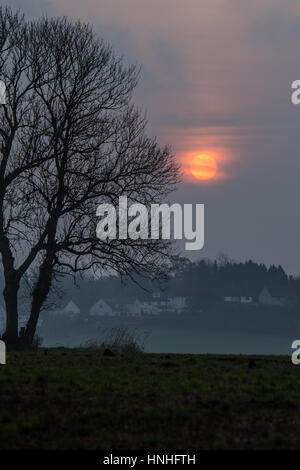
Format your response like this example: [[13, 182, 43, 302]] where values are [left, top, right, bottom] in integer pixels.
[[190, 154, 217, 180]]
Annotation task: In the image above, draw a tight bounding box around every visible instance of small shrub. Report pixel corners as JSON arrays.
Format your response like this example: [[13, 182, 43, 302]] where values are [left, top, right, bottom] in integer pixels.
[[101, 326, 150, 354], [83, 326, 150, 355]]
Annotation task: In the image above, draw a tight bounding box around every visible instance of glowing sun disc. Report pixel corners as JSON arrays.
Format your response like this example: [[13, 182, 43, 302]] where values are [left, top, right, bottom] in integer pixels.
[[190, 154, 217, 180]]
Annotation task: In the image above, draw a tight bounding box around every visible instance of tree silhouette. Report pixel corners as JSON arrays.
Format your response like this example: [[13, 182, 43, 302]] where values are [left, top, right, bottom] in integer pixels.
[[0, 9, 180, 349]]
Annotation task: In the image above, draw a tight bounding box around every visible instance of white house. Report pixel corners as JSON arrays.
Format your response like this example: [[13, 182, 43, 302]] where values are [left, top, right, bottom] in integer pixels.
[[89, 299, 117, 317], [124, 299, 161, 316], [50, 299, 81, 317], [258, 287, 286, 306], [224, 295, 253, 303], [125, 299, 143, 317], [222, 289, 253, 303], [166, 296, 187, 312], [240, 296, 253, 304], [224, 295, 241, 303], [124, 296, 187, 316], [64, 300, 80, 316], [141, 301, 161, 315], [124, 300, 148, 316]]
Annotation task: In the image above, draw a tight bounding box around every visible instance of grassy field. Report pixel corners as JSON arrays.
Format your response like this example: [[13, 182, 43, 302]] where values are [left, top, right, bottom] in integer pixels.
[[0, 349, 299, 450]]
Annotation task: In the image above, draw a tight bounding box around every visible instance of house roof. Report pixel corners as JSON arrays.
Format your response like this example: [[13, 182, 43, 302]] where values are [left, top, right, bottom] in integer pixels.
[[89, 298, 114, 315], [63, 300, 80, 314], [259, 286, 294, 300]]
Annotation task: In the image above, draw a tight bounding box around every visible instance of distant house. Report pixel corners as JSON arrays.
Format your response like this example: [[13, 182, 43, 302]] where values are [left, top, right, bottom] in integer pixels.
[[89, 299, 119, 317], [124, 296, 187, 316], [124, 299, 143, 317], [64, 300, 80, 316], [166, 296, 187, 312], [258, 287, 287, 306], [124, 299, 161, 316], [221, 288, 254, 304], [220, 286, 290, 306], [50, 299, 80, 317], [140, 301, 161, 315]]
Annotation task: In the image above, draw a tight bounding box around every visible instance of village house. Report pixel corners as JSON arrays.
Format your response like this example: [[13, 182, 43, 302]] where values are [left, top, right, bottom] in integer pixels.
[[220, 286, 291, 306], [123, 299, 143, 317], [258, 287, 288, 307], [166, 296, 187, 312], [89, 299, 113, 317], [123, 299, 160, 317], [49, 299, 81, 317], [123, 295, 187, 316], [64, 300, 81, 316], [219, 288, 254, 304]]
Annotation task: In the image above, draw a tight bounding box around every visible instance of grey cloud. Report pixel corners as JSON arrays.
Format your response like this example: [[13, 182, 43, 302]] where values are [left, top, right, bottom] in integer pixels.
[[4, 0, 56, 17]]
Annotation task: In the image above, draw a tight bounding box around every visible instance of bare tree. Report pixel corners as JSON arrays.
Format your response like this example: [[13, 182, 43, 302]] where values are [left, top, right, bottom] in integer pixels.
[[0, 9, 180, 350], [0, 8, 56, 348]]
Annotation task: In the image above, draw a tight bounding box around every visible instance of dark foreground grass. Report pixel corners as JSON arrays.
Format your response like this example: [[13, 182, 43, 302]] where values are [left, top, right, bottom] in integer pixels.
[[0, 349, 299, 449]]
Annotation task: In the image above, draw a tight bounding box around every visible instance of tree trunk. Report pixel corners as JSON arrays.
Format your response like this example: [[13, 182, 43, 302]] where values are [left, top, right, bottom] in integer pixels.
[[23, 255, 53, 349], [0, 224, 20, 349], [2, 279, 19, 350]]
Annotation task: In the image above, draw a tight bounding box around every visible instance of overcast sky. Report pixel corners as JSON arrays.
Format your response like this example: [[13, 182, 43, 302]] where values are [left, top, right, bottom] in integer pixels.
[[4, 0, 300, 273]]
